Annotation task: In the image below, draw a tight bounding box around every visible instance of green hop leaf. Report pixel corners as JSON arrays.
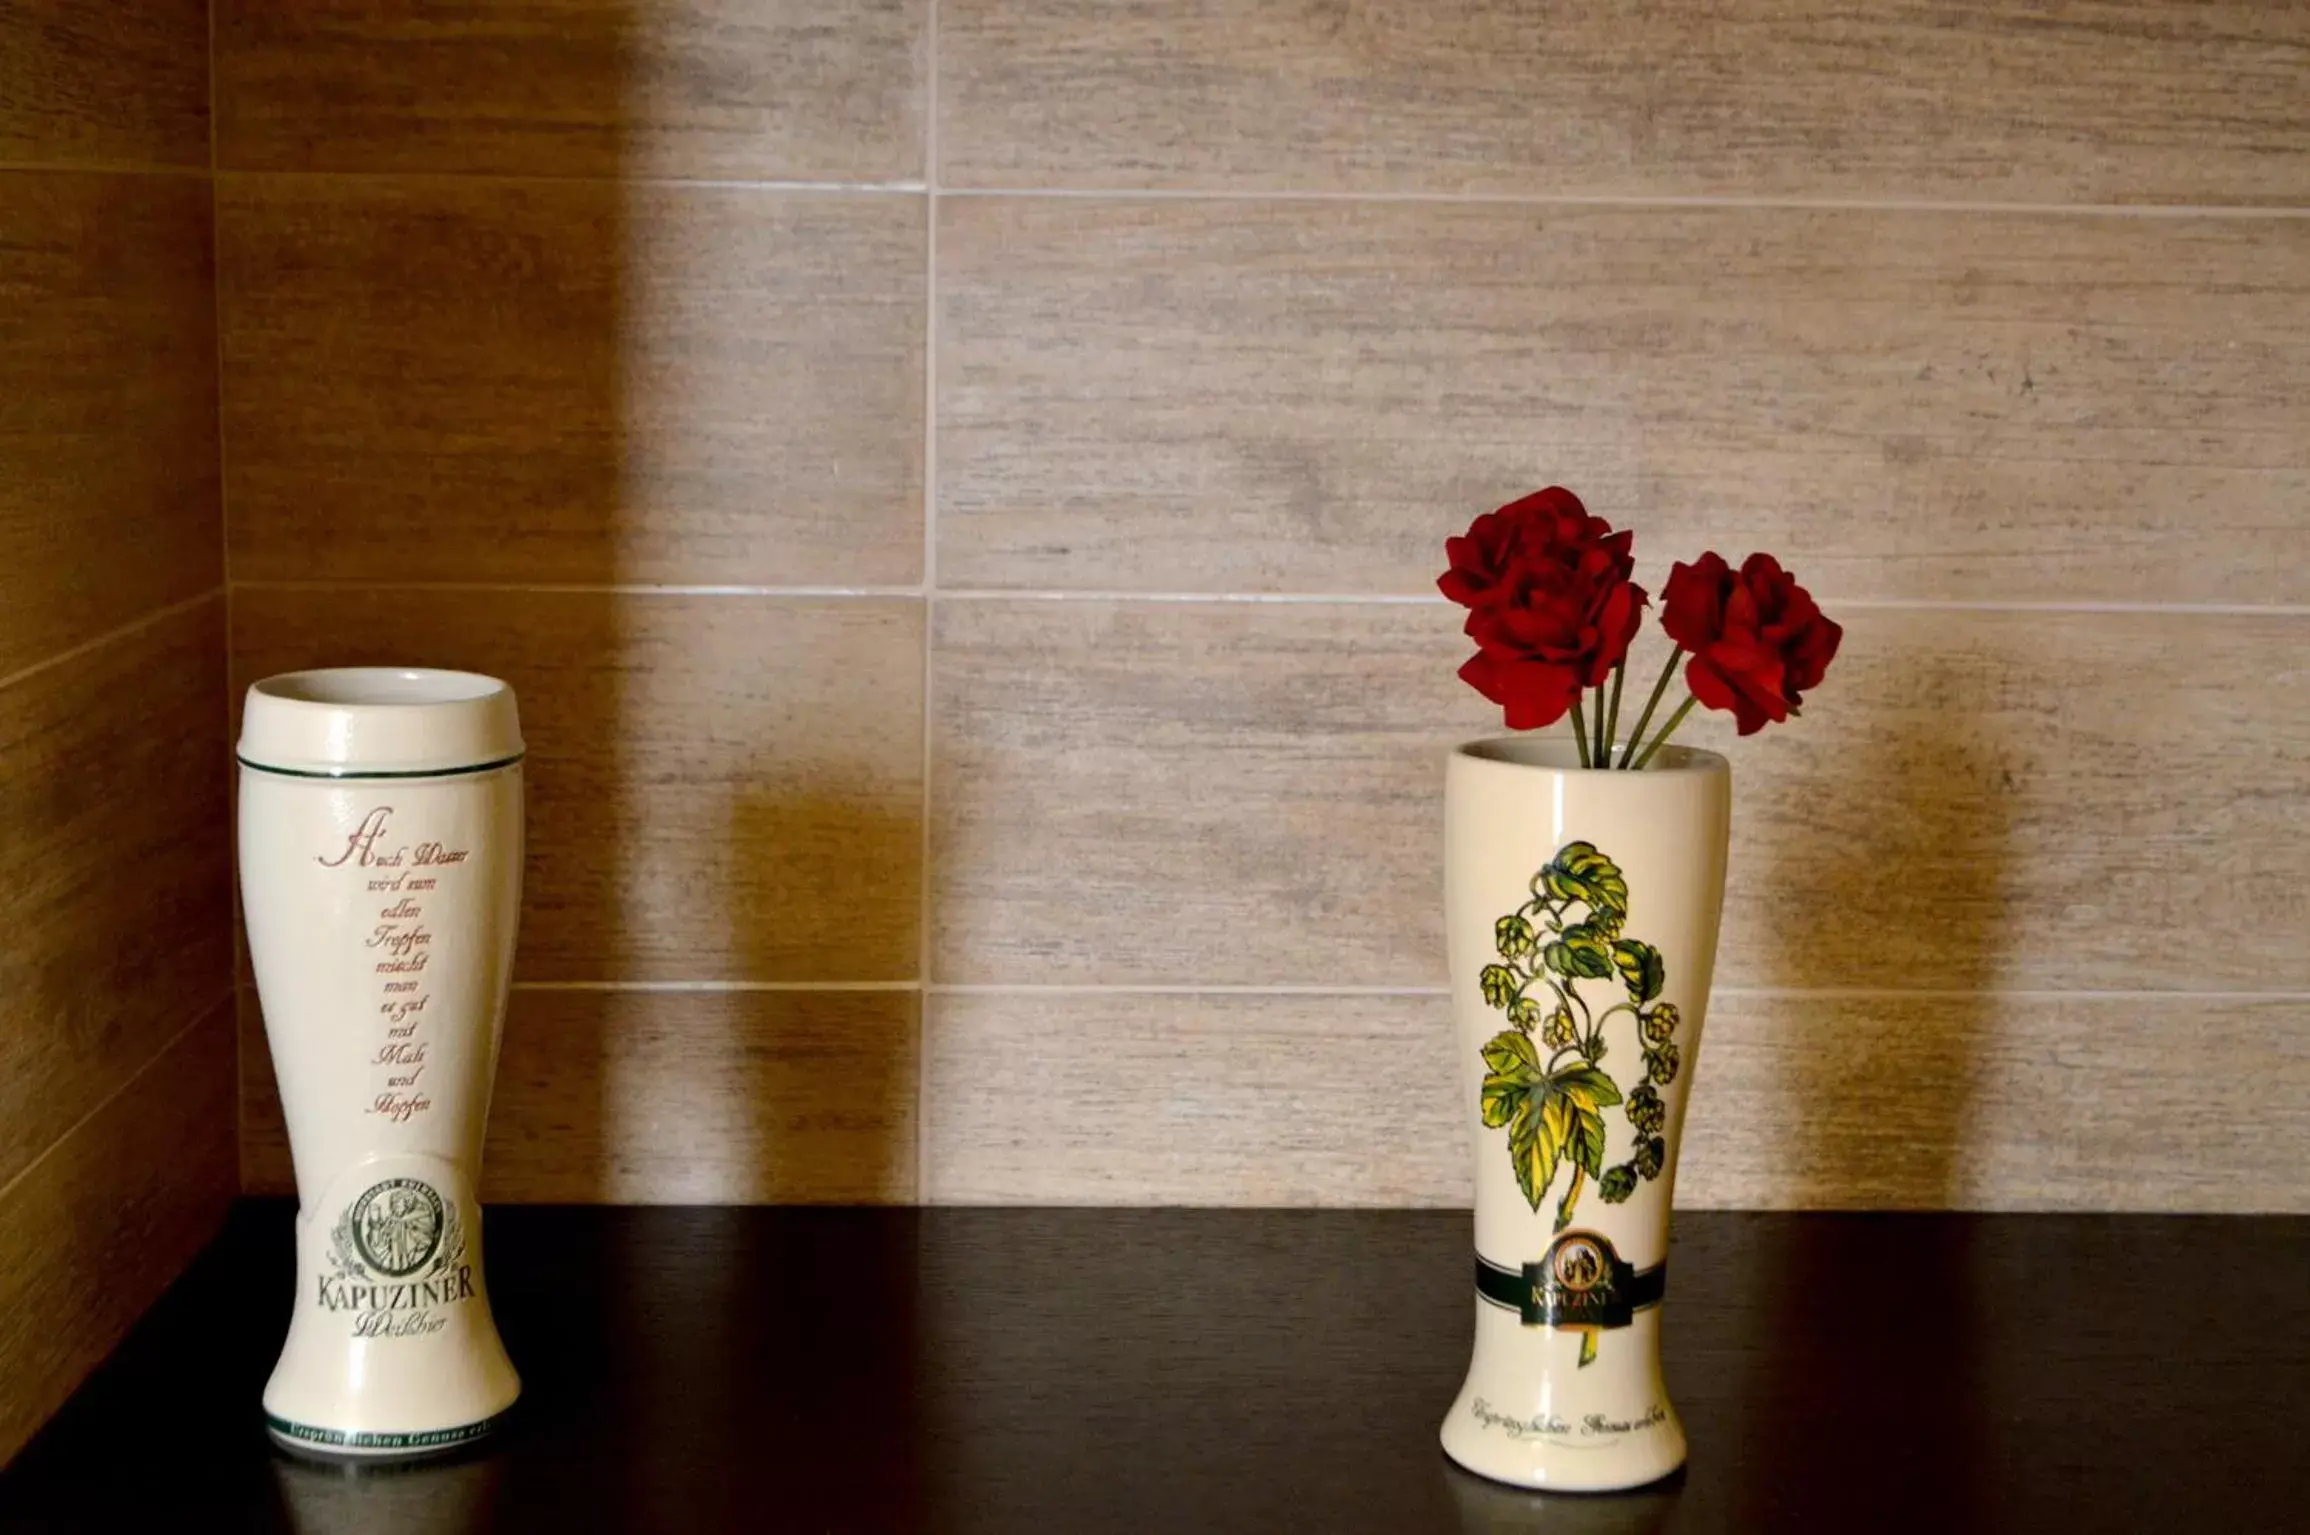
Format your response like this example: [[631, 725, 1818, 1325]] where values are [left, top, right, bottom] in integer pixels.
[[1507, 997, 1542, 1031], [1641, 1003, 1680, 1044], [1479, 1031, 1541, 1131], [1542, 841, 1629, 919], [1543, 938, 1614, 981], [1480, 1030, 1541, 1081], [1495, 914, 1536, 959], [1644, 1042, 1681, 1086], [1480, 965, 1519, 1009], [1479, 1078, 1521, 1129], [1599, 1165, 1638, 1204], [1584, 1033, 1608, 1065], [1633, 1135, 1666, 1180], [1626, 1083, 1665, 1135], [1507, 1096, 1559, 1212], [1611, 940, 1665, 1004], [1570, 1103, 1608, 1181], [1547, 1064, 1623, 1111], [1541, 1006, 1577, 1050]]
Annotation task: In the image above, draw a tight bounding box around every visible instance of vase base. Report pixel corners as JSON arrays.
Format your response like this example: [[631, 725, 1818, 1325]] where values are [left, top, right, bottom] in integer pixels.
[[1439, 1431, 1687, 1494], [1439, 1384, 1687, 1493], [265, 1408, 512, 1464], [1440, 1436, 1687, 1495]]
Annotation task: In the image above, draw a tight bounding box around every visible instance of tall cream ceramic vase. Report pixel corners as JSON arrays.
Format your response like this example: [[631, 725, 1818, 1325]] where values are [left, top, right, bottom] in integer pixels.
[[238, 669, 525, 1458], [1440, 738, 1730, 1491]]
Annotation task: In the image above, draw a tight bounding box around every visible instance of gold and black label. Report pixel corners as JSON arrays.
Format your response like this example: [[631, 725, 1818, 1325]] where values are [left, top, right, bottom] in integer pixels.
[[1476, 1231, 1665, 1337]]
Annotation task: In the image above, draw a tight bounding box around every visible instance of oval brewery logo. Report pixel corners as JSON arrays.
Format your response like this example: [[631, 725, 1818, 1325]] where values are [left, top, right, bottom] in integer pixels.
[[1550, 1233, 1610, 1294], [350, 1178, 446, 1278]]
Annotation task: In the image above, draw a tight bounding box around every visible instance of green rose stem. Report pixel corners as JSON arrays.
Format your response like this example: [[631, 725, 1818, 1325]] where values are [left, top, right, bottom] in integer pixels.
[[1616, 649, 1683, 769], [1568, 698, 1591, 768], [1630, 695, 1702, 771], [1601, 661, 1626, 768]]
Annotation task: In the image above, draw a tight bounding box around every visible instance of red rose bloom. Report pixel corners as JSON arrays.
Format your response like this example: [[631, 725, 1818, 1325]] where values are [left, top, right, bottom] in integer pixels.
[[1439, 486, 1600, 609], [1659, 552, 1841, 736], [1440, 488, 1647, 731]]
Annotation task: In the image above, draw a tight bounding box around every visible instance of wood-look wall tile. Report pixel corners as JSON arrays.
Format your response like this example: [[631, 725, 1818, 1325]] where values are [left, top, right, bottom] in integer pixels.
[[215, 0, 926, 179], [938, 198, 2310, 602], [0, 174, 221, 677], [923, 989, 2310, 1211], [0, 998, 235, 1465], [0, 0, 208, 168], [232, 589, 924, 982], [940, 1, 2310, 205], [1681, 994, 2310, 1213], [0, 602, 232, 1192], [1700, 607, 2310, 998], [930, 601, 2310, 992], [242, 988, 917, 1203], [930, 599, 1492, 986], [219, 179, 925, 587], [923, 991, 1460, 1206]]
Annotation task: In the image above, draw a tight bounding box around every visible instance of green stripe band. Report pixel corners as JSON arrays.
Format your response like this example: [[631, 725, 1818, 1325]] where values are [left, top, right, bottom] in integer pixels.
[[266, 1411, 507, 1452], [237, 752, 525, 782]]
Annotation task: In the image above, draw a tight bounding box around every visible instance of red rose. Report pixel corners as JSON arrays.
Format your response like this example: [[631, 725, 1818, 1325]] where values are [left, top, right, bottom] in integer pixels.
[[1659, 552, 1841, 736], [1439, 486, 1606, 609], [1440, 488, 1647, 731]]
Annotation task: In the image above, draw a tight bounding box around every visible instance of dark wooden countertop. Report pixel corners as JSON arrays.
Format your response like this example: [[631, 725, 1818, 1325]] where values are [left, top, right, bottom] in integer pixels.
[[3, 1204, 2305, 1532]]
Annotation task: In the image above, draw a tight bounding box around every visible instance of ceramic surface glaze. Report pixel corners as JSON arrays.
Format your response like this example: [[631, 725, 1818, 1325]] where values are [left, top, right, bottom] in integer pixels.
[[1441, 738, 1730, 1491], [237, 669, 524, 1458]]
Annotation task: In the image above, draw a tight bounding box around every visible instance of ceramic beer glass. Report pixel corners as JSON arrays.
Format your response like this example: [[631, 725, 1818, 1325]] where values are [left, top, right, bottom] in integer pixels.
[[238, 669, 524, 1457]]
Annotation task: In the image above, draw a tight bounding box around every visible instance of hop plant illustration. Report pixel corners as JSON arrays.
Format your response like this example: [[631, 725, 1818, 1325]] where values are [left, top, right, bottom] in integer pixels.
[[1475, 840, 1684, 1228]]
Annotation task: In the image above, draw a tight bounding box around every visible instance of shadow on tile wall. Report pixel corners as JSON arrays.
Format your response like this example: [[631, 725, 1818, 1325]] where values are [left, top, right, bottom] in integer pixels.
[[1728, 641, 2008, 1526], [1764, 639, 2012, 1209], [219, 1, 925, 1210]]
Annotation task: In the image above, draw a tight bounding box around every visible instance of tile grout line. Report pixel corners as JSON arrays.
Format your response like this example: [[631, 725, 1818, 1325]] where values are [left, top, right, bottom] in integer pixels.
[[0, 994, 232, 1213], [210, 167, 930, 193], [933, 984, 1451, 997], [936, 187, 2310, 220], [503, 980, 2310, 1003], [210, 0, 242, 1193], [220, 581, 2310, 618], [0, 158, 211, 179], [0, 589, 225, 698], [228, 581, 931, 598], [916, 0, 942, 1203], [514, 980, 923, 994], [184, 166, 2310, 220], [1715, 987, 2310, 1003]]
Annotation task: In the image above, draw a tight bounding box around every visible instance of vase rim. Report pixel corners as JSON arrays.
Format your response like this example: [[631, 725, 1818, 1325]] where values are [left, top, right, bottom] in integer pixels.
[[1452, 736, 1729, 775], [240, 668, 524, 776]]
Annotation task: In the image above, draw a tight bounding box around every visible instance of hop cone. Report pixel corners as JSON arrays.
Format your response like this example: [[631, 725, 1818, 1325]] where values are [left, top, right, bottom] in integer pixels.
[[1644, 1042, 1680, 1086]]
